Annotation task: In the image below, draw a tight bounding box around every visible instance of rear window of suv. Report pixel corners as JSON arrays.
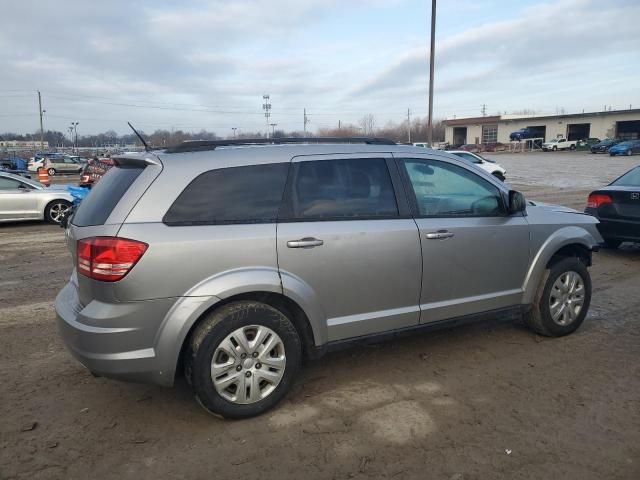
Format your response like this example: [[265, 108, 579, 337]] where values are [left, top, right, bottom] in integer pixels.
[[72, 165, 145, 226], [163, 163, 290, 225]]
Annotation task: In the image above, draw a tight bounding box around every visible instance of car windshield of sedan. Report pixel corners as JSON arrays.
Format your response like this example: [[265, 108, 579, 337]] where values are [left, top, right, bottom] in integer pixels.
[[612, 167, 640, 187], [615, 142, 632, 147]]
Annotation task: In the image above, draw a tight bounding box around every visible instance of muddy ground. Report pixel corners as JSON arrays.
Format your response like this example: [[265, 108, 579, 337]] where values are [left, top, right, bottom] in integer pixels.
[[1, 152, 639, 479]]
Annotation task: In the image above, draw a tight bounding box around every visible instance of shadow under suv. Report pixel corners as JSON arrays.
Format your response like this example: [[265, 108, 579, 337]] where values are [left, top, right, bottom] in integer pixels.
[[56, 137, 603, 418]]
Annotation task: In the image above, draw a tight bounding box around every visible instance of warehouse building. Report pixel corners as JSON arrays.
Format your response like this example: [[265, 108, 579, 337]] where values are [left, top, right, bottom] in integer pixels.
[[443, 109, 640, 146]]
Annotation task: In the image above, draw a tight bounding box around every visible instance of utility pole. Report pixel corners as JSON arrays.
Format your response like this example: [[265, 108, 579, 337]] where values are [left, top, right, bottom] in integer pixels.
[[262, 94, 271, 138], [231, 127, 237, 138], [481, 104, 487, 117], [427, 0, 436, 147], [270, 123, 277, 136], [303, 108, 310, 136], [338, 120, 341, 131], [407, 108, 411, 143], [37, 91, 44, 150]]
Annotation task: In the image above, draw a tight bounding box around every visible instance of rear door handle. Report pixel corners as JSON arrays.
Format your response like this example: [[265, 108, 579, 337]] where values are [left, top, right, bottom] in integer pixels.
[[287, 237, 324, 248], [425, 230, 454, 240]]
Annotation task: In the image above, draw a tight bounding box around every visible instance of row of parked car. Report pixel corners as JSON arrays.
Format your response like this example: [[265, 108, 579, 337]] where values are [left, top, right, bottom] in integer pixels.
[[590, 138, 640, 156]]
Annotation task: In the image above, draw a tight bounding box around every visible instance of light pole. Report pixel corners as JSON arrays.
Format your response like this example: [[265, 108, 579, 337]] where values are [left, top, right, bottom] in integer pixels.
[[427, 0, 436, 147], [70, 122, 79, 153], [231, 127, 238, 138], [68, 126, 74, 150], [262, 94, 271, 138], [270, 123, 277, 136]]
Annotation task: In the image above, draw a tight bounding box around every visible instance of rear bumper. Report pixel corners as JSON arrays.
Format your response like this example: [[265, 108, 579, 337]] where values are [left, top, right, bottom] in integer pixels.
[[55, 280, 177, 386], [585, 209, 640, 243]]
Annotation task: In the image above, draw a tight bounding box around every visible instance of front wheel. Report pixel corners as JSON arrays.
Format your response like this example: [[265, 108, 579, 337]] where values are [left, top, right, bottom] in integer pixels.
[[186, 301, 302, 419], [45, 200, 72, 224], [626, 150, 632, 156], [524, 257, 591, 337], [47, 168, 56, 176], [552, 146, 557, 151]]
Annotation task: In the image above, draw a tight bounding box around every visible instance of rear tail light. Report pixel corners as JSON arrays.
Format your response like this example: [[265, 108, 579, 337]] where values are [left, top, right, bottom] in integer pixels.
[[80, 174, 90, 183], [587, 193, 612, 209], [77, 237, 148, 282]]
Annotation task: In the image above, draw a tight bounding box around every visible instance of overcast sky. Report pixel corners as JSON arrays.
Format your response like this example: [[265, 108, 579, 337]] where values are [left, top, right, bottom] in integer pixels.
[[1, 0, 639, 136]]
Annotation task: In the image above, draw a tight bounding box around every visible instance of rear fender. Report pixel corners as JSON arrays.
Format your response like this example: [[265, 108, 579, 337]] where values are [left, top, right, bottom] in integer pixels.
[[153, 267, 283, 386]]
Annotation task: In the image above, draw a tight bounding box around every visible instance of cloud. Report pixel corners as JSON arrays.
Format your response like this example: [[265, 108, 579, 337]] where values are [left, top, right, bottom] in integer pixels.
[[349, 0, 640, 102]]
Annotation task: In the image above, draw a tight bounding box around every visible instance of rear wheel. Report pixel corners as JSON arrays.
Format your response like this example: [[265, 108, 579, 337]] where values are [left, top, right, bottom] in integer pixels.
[[570, 144, 576, 150], [524, 257, 591, 337], [186, 301, 302, 419], [45, 200, 71, 224], [626, 150, 632, 156]]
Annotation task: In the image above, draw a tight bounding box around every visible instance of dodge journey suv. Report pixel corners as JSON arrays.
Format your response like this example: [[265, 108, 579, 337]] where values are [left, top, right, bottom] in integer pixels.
[[56, 137, 602, 418]]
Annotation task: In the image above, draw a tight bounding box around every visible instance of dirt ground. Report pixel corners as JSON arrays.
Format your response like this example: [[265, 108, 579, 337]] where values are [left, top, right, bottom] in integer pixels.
[[1, 152, 639, 480]]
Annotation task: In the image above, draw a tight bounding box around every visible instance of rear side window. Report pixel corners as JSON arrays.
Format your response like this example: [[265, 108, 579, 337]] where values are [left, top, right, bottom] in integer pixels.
[[163, 163, 290, 225], [72, 165, 144, 226], [283, 158, 398, 220]]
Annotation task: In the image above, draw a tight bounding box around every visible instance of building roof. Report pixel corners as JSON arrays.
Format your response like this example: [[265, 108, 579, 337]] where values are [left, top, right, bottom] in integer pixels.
[[443, 109, 640, 126], [443, 116, 500, 126]]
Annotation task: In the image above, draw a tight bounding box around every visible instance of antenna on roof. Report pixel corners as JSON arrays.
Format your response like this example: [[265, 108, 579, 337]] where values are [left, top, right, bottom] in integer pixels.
[[127, 122, 150, 152]]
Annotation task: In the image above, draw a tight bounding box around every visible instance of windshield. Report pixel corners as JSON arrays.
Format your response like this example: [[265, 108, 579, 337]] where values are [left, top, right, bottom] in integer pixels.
[[616, 142, 632, 147], [612, 166, 640, 187], [453, 152, 482, 164]]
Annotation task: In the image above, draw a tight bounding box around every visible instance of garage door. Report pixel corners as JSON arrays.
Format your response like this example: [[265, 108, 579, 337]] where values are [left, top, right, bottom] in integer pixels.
[[616, 120, 640, 140]]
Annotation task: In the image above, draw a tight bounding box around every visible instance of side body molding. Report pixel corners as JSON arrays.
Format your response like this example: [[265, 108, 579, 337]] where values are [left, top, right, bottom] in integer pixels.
[[522, 226, 599, 304]]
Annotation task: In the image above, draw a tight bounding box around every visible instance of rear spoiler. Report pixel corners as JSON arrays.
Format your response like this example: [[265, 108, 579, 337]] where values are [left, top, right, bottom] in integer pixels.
[[112, 152, 162, 168]]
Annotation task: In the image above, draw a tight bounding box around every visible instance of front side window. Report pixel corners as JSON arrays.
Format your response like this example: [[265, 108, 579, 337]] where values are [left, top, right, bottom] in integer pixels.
[[401, 158, 504, 217], [286, 158, 398, 220], [164, 163, 290, 225]]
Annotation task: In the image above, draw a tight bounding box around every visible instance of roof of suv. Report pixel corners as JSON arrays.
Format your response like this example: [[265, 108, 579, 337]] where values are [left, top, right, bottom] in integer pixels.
[[151, 142, 455, 172]]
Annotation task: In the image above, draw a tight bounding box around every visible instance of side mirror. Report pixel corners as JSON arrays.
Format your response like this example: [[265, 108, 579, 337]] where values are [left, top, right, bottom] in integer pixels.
[[508, 190, 526, 214]]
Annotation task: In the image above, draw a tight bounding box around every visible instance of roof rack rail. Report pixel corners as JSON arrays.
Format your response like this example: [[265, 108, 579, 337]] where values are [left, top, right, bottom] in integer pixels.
[[164, 136, 396, 153]]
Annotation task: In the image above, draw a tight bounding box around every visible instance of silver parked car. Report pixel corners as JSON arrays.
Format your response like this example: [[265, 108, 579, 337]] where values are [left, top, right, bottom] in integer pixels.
[[0, 171, 73, 223], [55, 138, 603, 418]]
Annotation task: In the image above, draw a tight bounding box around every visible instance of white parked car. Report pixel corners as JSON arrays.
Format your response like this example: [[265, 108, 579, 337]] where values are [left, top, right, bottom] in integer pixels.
[[447, 151, 507, 181], [542, 138, 577, 151], [0, 171, 73, 223]]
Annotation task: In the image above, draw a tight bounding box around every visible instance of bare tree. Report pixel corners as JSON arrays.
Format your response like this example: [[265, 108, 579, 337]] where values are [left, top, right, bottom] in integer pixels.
[[359, 114, 376, 136]]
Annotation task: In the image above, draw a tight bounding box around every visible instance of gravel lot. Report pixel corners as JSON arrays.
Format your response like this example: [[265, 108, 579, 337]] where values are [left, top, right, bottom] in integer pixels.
[[1, 152, 639, 480]]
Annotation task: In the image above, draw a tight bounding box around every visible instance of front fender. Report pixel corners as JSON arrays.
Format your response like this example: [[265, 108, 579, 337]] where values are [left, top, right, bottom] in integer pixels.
[[522, 226, 599, 304], [153, 267, 283, 386]]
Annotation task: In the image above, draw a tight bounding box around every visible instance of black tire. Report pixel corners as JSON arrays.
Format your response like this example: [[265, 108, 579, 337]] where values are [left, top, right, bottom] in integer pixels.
[[610, 153, 615, 156], [44, 199, 72, 224], [492, 172, 505, 182], [570, 144, 576, 150], [603, 239, 622, 249], [626, 150, 632, 156], [185, 301, 302, 419], [47, 168, 56, 176], [552, 146, 557, 151], [524, 257, 591, 337]]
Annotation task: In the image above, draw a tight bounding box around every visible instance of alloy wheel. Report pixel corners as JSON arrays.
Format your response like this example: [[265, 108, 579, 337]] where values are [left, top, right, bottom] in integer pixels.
[[49, 202, 70, 223], [211, 325, 286, 404], [549, 271, 585, 326]]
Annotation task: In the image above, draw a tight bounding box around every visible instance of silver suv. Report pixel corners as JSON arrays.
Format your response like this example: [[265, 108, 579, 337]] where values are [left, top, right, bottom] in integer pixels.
[[55, 138, 603, 418]]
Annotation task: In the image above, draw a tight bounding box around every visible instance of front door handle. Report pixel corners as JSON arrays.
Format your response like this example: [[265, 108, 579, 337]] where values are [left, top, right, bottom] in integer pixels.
[[287, 237, 324, 248], [425, 230, 455, 240]]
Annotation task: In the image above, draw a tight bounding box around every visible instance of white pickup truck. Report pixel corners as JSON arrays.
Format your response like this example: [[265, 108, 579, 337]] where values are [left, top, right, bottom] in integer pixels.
[[542, 138, 577, 151]]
